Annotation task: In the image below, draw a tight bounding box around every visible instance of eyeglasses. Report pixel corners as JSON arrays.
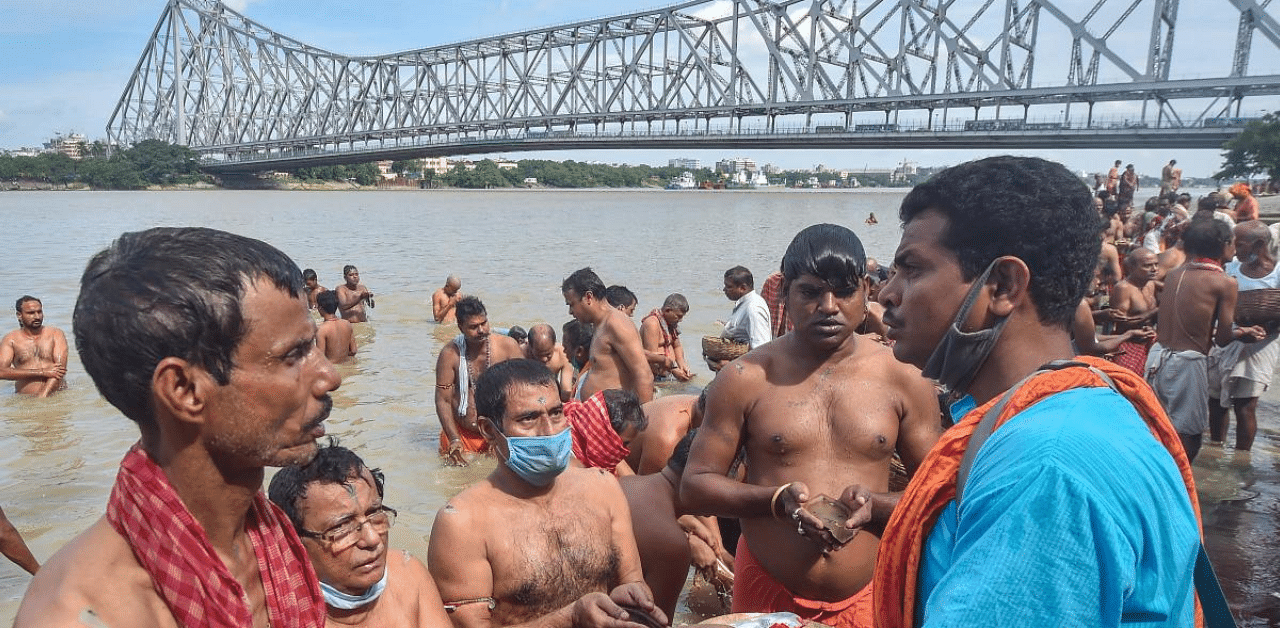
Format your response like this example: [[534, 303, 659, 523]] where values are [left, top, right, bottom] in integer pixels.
[[299, 506, 397, 552]]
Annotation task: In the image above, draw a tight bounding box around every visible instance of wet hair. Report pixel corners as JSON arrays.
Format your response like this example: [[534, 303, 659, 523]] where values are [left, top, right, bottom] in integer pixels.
[[602, 389, 648, 434], [562, 319, 594, 354], [662, 293, 690, 313], [343, 265, 358, 276], [507, 325, 528, 343], [475, 359, 557, 430], [696, 387, 708, 413], [15, 295, 39, 312], [780, 223, 867, 292], [899, 156, 1097, 327], [1182, 218, 1233, 259], [1114, 160, 1122, 167], [302, 268, 317, 282], [315, 290, 339, 315], [562, 267, 607, 300], [666, 428, 698, 475], [268, 438, 385, 532], [74, 227, 305, 433], [605, 285, 637, 309], [455, 295, 486, 325], [724, 266, 754, 290]]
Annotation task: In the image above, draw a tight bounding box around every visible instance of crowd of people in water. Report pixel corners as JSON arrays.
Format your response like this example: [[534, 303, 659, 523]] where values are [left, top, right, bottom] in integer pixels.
[[0, 154, 1271, 627]]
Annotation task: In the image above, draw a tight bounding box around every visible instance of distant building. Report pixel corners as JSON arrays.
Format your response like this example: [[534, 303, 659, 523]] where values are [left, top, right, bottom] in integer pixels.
[[375, 160, 397, 180], [716, 157, 757, 174], [669, 157, 701, 170], [763, 163, 782, 175], [43, 133, 88, 160], [421, 156, 451, 175], [496, 159, 519, 170]]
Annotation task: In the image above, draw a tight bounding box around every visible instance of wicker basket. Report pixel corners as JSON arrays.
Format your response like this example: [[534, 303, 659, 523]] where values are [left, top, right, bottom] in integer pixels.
[[1235, 288, 1280, 325], [702, 335, 750, 362]]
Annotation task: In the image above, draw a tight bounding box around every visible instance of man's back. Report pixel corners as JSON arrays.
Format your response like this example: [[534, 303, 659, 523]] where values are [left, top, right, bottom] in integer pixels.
[[583, 308, 652, 402], [1156, 263, 1236, 354], [618, 474, 688, 619], [317, 318, 356, 363], [629, 395, 697, 474]]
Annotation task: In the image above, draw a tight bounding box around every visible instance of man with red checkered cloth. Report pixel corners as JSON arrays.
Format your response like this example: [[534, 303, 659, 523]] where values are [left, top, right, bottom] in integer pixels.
[[17, 227, 337, 628]]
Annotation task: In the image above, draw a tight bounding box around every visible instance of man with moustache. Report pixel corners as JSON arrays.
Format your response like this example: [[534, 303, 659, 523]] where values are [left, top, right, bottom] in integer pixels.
[[682, 224, 941, 628], [0, 296, 68, 396], [271, 442, 451, 627], [436, 296, 525, 465], [873, 156, 1202, 626], [18, 227, 339, 627]]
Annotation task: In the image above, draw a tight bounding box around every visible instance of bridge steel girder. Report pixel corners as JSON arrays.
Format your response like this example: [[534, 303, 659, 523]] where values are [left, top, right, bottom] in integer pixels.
[[107, 0, 1280, 169]]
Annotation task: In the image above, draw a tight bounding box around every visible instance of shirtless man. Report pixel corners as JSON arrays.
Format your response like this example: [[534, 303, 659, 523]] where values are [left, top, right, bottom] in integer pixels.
[[1160, 159, 1179, 196], [627, 392, 703, 475], [270, 442, 450, 628], [640, 294, 692, 382], [316, 290, 358, 364], [304, 269, 326, 310], [433, 276, 462, 323], [524, 323, 575, 402], [0, 296, 67, 397], [563, 268, 653, 403], [1106, 159, 1121, 196], [337, 265, 374, 323], [1147, 219, 1264, 461], [1105, 248, 1160, 374], [17, 227, 339, 627], [682, 224, 942, 628], [428, 359, 664, 628], [436, 296, 525, 466]]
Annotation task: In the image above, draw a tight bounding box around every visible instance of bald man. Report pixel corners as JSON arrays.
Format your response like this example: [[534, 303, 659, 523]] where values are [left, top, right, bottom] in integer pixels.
[[524, 323, 576, 402], [433, 276, 462, 323]]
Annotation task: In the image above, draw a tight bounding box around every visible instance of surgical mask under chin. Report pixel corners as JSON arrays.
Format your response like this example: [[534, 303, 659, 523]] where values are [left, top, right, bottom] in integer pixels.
[[321, 568, 388, 610], [495, 424, 573, 486], [922, 260, 1010, 394]]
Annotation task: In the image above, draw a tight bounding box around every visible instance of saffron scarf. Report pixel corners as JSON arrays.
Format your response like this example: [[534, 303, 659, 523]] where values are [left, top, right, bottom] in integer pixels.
[[566, 390, 630, 473], [106, 444, 325, 628], [871, 357, 1203, 628]]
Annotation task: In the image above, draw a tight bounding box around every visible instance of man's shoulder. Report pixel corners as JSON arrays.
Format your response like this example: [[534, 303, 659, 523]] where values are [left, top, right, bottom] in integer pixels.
[[18, 517, 174, 627]]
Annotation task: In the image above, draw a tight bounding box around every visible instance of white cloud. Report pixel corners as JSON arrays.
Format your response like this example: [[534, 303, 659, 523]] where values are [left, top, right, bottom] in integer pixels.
[[222, 0, 261, 12]]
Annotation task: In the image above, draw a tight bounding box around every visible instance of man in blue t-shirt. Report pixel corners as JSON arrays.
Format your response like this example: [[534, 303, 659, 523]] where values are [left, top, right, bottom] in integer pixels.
[[873, 156, 1202, 627]]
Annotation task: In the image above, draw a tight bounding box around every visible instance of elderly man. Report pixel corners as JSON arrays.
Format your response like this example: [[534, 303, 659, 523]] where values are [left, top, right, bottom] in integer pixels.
[[1105, 247, 1160, 374], [436, 296, 525, 465], [874, 156, 1202, 626], [1210, 220, 1280, 451], [270, 442, 450, 627], [18, 227, 338, 627], [0, 296, 68, 396], [683, 224, 942, 628], [428, 359, 664, 628], [434, 276, 463, 323], [563, 268, 653, 403], [640, 294, 693, 382], [524, 323, 575, 401]]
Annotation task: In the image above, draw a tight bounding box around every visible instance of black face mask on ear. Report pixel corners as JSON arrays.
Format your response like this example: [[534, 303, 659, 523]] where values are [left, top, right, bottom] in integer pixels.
[[921, 260, 1010, 394]]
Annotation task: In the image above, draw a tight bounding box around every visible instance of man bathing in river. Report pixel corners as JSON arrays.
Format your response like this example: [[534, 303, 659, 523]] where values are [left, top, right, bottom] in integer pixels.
[[304, 269, 326, 310], [682, 224, 942, 628], [563, 268, 653, 403], [433, 276, 463, 323], [0, 296, 67, 397], [337, 265, 374, 323], [428, 359, 664, 628], [316, 291, 358, 364], [436, 296, 525, 465]]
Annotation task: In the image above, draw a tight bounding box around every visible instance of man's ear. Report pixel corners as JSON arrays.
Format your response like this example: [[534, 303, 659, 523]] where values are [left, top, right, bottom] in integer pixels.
[[477, 416, 500, 441], [152, 357, 211, 427], [988, 256, 1031, 317]]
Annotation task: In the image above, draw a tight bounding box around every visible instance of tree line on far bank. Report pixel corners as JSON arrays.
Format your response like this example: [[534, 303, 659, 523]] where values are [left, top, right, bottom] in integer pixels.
[[0, 140, 206, 189]]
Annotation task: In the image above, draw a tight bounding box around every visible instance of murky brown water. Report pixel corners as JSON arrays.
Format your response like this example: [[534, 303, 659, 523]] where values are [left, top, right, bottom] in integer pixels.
[[0, 189, 1274, 624]]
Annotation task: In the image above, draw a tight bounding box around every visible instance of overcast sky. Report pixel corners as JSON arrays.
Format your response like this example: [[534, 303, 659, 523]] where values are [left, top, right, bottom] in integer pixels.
[[2, 0, 1276, 178]]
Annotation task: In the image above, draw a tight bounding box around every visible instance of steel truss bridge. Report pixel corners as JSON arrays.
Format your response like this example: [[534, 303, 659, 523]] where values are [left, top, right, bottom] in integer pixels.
[[108, 0, 1280, 173]]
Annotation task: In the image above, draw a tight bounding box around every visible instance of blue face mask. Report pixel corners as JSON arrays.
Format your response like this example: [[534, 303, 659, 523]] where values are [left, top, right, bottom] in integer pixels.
[[321, 568, 388, 610], [493, 424, 573, 486]]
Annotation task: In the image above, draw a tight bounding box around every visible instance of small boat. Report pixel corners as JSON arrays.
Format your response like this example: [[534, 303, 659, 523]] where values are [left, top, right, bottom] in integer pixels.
[[666, 172, 697, 189]]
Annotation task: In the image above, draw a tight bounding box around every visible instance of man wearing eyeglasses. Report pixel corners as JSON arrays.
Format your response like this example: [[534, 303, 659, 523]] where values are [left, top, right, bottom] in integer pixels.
[[271, 441, 451, 627], [429, 359, 665, 628]]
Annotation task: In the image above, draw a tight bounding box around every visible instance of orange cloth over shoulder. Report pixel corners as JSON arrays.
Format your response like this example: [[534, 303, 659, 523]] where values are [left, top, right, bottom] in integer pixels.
[[871, 356, 1203, 628]]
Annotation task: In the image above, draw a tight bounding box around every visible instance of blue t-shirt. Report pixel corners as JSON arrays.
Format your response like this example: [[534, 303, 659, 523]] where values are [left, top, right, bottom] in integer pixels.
[[916, 388, 1200, 627]]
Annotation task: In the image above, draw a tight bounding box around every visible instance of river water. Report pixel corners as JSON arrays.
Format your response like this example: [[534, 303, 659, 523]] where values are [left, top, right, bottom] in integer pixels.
[[0, 189, 1275, 624]]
